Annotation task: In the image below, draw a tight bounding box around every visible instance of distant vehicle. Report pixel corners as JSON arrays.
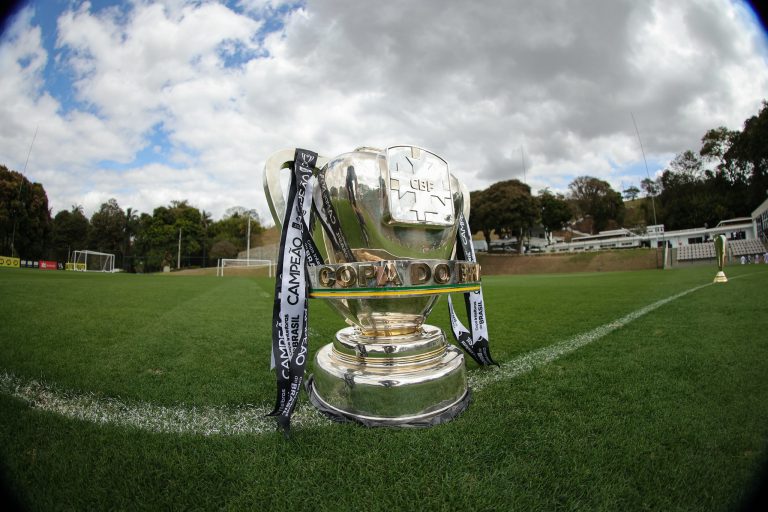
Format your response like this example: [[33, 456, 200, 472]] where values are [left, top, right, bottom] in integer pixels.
[[489, 240, 516, 251]]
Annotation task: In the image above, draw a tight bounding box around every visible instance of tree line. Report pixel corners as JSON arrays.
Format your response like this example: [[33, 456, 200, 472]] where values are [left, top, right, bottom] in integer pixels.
[[470, 101, 768, 251], [469, 176, 623, 252], [0, 166, 263, 272]]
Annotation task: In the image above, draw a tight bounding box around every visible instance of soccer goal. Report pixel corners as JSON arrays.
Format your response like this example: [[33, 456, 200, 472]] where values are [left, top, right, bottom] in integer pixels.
[[70, 250, 115, 272], [217, 258, 273, 277]]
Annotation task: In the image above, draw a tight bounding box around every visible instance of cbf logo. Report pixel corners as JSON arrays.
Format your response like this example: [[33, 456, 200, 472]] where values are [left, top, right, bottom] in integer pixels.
[[410, 178, 434, 192], [386, 146, 454, 227]]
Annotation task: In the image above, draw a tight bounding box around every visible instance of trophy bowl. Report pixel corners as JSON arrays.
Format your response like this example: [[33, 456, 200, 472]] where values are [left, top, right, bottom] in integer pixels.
[[264, 146, 477, 426]]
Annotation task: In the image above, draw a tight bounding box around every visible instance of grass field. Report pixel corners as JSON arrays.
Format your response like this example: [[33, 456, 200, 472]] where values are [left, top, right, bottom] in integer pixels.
[[1, 265, 767, 510]]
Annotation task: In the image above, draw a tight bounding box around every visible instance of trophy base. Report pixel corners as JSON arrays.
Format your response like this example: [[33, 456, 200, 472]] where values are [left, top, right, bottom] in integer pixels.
[[713, 271, 728, 283], [308, 325, 469, 427]]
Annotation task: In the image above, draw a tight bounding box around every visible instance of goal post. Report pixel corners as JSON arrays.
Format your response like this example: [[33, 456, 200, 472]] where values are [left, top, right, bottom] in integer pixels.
[[217, 258, 273, 277], [70, 250, 115, 272]]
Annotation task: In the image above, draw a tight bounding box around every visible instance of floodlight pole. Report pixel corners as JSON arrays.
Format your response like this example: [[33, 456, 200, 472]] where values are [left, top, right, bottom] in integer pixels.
[[521, 146, 529, 252], [520, 146, 527, 184], [10, 126, 38, 257], [632, 113, 667, 265], [177, 228, 182, 270], [246, 215, 251, 263], [631, 113, 658, 227]]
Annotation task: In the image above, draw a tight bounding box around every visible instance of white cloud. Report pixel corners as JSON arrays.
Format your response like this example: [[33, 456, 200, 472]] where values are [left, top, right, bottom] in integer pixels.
[[0, 0, 766, 224]]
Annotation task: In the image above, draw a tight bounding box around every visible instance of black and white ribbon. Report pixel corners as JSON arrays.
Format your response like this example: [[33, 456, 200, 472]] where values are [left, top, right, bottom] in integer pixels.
[[314, 168, 356, 262], [448, 213, 497, 367], [268, 148, 318, 434]]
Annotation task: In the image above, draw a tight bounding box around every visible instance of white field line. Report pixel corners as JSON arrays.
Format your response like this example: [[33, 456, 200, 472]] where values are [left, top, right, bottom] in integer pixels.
[[468, 282, 711, 392], [0, 371, 332, 435], [0, 280, 718, 435]]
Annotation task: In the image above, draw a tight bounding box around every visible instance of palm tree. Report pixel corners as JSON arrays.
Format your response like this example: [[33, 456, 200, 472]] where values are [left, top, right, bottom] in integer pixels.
[[122, 207, 139, 271], [201, 209, 212, 267]]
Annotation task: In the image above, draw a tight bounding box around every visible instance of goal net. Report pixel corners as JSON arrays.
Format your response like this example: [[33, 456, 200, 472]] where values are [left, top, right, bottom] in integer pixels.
[[217, 258, 273, 277], [70, 250, 115, 272]]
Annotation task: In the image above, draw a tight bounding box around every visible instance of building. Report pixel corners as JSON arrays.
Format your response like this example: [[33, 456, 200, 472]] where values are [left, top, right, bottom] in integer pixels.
[[752, 196, 768, 242], [548, 218, 757, 253]]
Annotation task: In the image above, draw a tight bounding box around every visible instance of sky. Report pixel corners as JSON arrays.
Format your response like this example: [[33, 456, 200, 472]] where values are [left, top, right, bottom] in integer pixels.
[[1, 0, 767, 224]]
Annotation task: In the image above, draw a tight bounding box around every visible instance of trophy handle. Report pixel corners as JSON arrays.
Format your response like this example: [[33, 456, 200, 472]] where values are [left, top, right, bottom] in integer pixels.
[[263, 148, 329, 227], [458, 180, 471, 220], [447, 178, 471, 261]]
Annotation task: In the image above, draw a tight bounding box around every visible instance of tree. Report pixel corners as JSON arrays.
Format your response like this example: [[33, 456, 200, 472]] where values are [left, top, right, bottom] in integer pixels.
[[700, 126, 738, 164], [135, 208, 176, 271], [654, 118, 768, 230], [723, 100, 768, 208], [210, 208, 263, 259], [90, 198, 127, 265], [469, 180, 538, 253], [622, 186, 640, 201], [538, 189, 572, 238], [223, 206, 259, 220], [656, 151, 723, 230], [133, 200, 208, 271], [118, 207, 140, 271], [200, 209, 212, 267], [169, 200, 204, 266], [567, 176, 625, 233], [640, 177, 660, 197], [209, 239, 239, 260], [468, 189, 493, 248], [51, 205, 89, 262], [669, 150, 704, 177], [0, 165, 51, 258]]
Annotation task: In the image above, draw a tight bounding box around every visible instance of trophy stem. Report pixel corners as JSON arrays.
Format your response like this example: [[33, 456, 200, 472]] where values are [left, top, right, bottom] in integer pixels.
[[307, 325, 469, 426]]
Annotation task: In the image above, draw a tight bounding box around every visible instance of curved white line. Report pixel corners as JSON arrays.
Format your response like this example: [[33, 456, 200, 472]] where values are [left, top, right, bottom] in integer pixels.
[[468, 282, 711, 391], [0, 372, 330, 435], [0, 281, 713, 435]]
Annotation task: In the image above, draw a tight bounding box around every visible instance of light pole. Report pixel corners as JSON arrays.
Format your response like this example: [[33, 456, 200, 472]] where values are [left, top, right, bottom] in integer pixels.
[[631, 113, 658, 227], [177, 228, 182, 270], [246, 214, 251, 262], [10, 126, 38, 258]]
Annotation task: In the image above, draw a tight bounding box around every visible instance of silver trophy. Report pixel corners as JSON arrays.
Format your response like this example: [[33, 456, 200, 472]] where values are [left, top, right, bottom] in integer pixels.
[[713, 234, 728, 283], [264, 146, 479, 426]]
